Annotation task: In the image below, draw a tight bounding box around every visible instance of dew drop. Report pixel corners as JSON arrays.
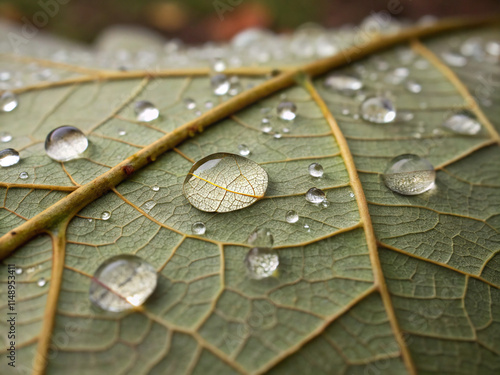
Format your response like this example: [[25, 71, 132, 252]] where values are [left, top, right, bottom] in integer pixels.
[[151, 185, 160, 192], [285, 210, 299, 223], [322, 200, 330, 208], [441, 51, 467, 67], [0, 91, 18, 112], [238, 144, 250, 156], [184, 98, 196, 110], [192, 221, 206, 235], [211, 74, 230, 96], [273, 133, 282, 139], [248, 228, 274, 248], [118, 129, 127, 136], [361, 97, 396, 123], [101, 211, 111, 221], [37, 278, 46, 287], [0, 148, 20, 167], [212, 58, 227, 72], [44, 126, 88, 162], [19, 172, 29, 179], [485, 40, 500, 57], [324, 74, 363, 95], [204, 100, 214, 109], [406, 80, 422, 93], [282, 127, 290, 133], [244, 247, 279, 280], [306, 187, 326, 204], [183, 153, 268, 213], [142, 200, 156, 212], [304, 223, 311, 232], [277, 101, 297, 121], [0, 132, 12, 143], [308, 163, 324, 178], [89, 255, 158, 312], [442, 110, 481, 135], [15, 267, 22, 275], [134, 100, 160, 122], [383, 154, 436, 195], [261, 124, 272, 133], [460, 37, 483, 57]]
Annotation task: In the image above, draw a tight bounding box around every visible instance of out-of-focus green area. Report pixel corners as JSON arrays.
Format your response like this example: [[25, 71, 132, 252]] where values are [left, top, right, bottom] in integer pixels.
[[1, 0, 499, 44]]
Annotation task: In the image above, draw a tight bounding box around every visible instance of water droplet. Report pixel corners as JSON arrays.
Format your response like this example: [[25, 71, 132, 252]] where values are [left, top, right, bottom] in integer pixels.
[[212, 58, 227, 72], [396, 111, 414, 122], [273, 133, 282, 139], [204, 100, 214, 109], [211, 74, 230, 96], [306, 187, 326, 204], [406, 80, 422, 93], [304, 223, 311, 232], [0, 91, 18, 112], [485, 40, 500, 57], [238, 144, 250, 156], [101, 211, 111, 221], [277, 101, 297, 121], [27, 266, 35, 274], [261, 124, 272, 133], [324, 74, 363, 95], [341, 108, 350, 115], [244, 247, 279, 280], [192, 221, 206, 235], [89, 255, 158, 312], [322, 200, 330, 208], [248, 228, 274, 248], [142, 200, 156, 212], [37, 278, 46, 287], [152, 185, 160, 192], [0, 71, 11, 81], [285, 210, 299, 223], [118, 129, 127, 136], [0, 148, 20, 167], [361, 97, 396, 123], [442, 110, 481, 135], [19, 172, 29, 179], [134, 100, 160, 122], [88, 218, 93, 223], [183, 153, 268, 213], [15, 267, 22, 275], [308, 163, 324, 178], [184, 98, 196, 110], [383, 154, 436, 195], [0, 132, 12, 143], [441, 51, 467, 67], [45, 126, 88, 162], [282, 127, 290, 133], [228, 76, 242, 96]]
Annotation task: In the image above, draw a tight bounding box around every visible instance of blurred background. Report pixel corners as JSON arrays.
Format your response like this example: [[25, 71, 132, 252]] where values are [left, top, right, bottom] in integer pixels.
[[1, 0, 499, 44]]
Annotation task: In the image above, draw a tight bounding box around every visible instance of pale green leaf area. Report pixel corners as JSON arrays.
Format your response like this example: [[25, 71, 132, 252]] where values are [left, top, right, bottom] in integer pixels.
[[0, 22, 499, 375]]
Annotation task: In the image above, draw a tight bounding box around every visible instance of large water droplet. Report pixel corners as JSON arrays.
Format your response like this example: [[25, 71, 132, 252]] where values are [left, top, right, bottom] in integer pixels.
[[383, 154, 436, 195], [0, 148, 20, 167], [183, 153, 268, 213], [248, 228, 274, 248], [442, 110, 481, 135], [361, 97, 396, 123], [89, 255, 158, 312], [45, 126, 88, 162], [285, 210, 299, 223], [192, 221, 206, 235], [101, 211, 111, 221], [324, 74, 363, 95], [306, 187, 326, 204], [211, 74, 230, 96], [244, 247, 279, 280], [19, 172, 29, 179], [0, 132, 12, 143], [0, 91, 18, 112], [308, 163, 324, 178], [277, 101, 297, 121], [134, 101, 160, 122]]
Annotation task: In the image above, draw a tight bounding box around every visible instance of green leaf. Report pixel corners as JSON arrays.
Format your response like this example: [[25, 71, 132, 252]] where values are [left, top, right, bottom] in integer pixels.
[[1, 19, 500, 375]]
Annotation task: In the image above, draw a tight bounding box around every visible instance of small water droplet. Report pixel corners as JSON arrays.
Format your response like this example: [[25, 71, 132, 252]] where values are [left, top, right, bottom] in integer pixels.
[[244, 247, 279, 280], [0, 148, 20, 167], [349, 192, 355, 198], [0, 132, 12, 143], [212, 58, 227, 72], [304, 223, 311, 232], [308, 163, 324, 178], [37, 278, 46, 287], [134, 100, 159, 122], [0, 91, 18, 112], [460, 37, 483, 57], [285, 210, 299, 223], [383, 154, 436, 195], [406, 80, 422, 93], [228, 76, 242, 96], [88, 218, 93, 223], [322, 200, 330, 208], [143, 200, 156, 212], [442, 110, 481, 135], [0, 71, 11, 81], [273, 133, 282, 139], [45, 126, 88, 162], [306, 187, 326, 204], [184, 98, 196, 110], [152, 185, 160, 192], [15, 267, 23, 275], [118, 129, 127, 136], [361, 97, 396, 123], [324, 74, 363, 95], [192, 221, 206, 235], [101, 211, 111, 221], [248, 228, 274, 248], [238, 144, 250, 156], [89, 255, 158, 312], [19, 171, 29, 179], [204, 100, 214, 109], [211, 74, 230, 96], [485, 40, 500, 57], [341, 108, 350, 115], [282, 127, 290, 133], [441, 51, 467, 67], [277, 101, 297, 121]]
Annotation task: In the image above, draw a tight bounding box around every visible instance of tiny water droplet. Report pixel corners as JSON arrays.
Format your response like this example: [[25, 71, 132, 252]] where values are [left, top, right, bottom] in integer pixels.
[[442, 110, 481, 135], [485, 40, 500, 57], [383, 154, 436, 195], [406, 80, 422, 93], [45, 126, 88, 161], [306, 187, 326, 204], [0, 71, 11, 81], [19, 172, 29, 179], [143, 200, 156, 212], [0, 91, 18, 112], [211, 74, 230, 96], [261, 124, 273, 133], [308, 163, 324, 178], [349, 192, 355, 198], [184, 98, 196, 110], [118, 129, 127, 136], [212, 58, 227, 72], [273, 133, 282, 139], [0, 148, 20, 167], [88, 218, 93, 223], [101, 211, 111, 221], [282, 127, 290, 133], [152, 185, 160, 192], [324, 74, 363, 95], [134, 100, 159, 122], [244, 247, 279, 280], [89, 255, 158, 312], [204, 100, 214, 109], [0, 132, 12, 143], [238, 144, 250, 156], [192, 221, 206, 235], [341, 108, 350, 115], [361, 97, 396, 123], [441, 51, 467, 67], [37, 278, 46, 287], [15, 267, 22, 275], [285, 210, 299, 223], [304, 223, 311, 232], [248, 228, 274, 248], [277, 101, 297, 121], [322, 200, 330, 208]]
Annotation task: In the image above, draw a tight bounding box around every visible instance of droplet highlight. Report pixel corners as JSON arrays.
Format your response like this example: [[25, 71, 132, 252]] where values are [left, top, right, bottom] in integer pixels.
[[101, 211, 111, 221], [285, 210, 299, 223], [211, 74, 230, 96]]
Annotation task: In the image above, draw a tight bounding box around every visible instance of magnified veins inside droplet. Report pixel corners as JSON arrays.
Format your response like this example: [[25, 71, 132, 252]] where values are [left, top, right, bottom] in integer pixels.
[[183, 152, 268, 213]]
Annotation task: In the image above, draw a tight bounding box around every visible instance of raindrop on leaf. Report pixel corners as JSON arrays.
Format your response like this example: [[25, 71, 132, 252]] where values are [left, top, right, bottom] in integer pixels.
[[45, 126, 88, 162], [383, 154, 436, 195]]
